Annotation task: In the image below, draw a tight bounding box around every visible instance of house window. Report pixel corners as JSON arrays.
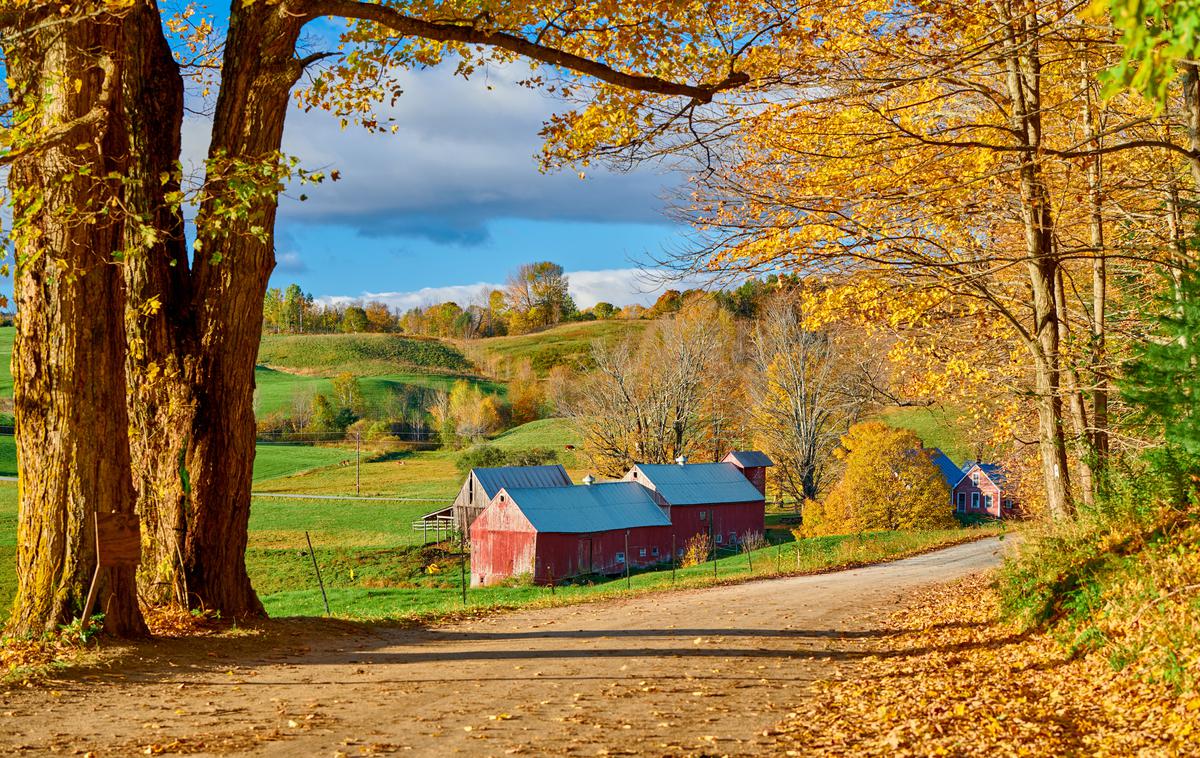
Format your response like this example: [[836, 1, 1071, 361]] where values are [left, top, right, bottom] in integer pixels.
[[651, 547, 659, 557], [638, 547, 647, 558], [715, 533, 724, 544], [971, 493, 980, 510], [699, 510, 707, 521], [956, 492, 966, 512], [1003, 499, 1013, 510], [984, 494, 993, 512], [971, 471, 980, 486], [615, 552, 625, 563]]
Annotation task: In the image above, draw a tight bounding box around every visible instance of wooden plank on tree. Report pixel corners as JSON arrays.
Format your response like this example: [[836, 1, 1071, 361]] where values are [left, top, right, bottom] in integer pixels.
[[96, 512, 141, 566]]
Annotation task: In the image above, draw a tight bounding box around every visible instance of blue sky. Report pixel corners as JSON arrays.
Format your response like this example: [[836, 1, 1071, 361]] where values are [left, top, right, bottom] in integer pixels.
[[175, 29, 702, 311]]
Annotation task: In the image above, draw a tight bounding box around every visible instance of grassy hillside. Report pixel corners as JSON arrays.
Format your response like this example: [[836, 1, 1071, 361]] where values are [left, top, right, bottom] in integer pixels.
[[882, 406, 971, 463], [259, 332, 472, 375], [466, 319, 648, 375], [254, 366, 504, 418]]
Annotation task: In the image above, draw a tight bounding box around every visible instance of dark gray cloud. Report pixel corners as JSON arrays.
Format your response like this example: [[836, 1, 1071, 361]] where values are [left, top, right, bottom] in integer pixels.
[[270, 64, 677, 243]]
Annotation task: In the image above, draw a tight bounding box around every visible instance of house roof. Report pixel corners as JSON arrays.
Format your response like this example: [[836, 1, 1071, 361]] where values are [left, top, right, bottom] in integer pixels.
[[633, 462, 765, 505], [499, 482, 671, 534], [928, 448, 963, 490], [959, 461, 1009, 489], [472, 465, 572, 500], [723, 450, 775, 468]]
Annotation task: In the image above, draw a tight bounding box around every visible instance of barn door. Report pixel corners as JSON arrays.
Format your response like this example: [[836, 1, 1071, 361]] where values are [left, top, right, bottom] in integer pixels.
[[577, 538, 593, 575]]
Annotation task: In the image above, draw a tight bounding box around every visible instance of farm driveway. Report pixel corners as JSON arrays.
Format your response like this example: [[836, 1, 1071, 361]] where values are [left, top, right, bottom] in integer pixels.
[[0, 537, 1009, 756]]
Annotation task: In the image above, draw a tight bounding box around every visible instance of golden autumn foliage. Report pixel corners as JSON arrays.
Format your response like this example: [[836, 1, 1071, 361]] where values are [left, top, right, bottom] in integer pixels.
[[804, 422, 957, 536], [767, 573, 1199, 755]]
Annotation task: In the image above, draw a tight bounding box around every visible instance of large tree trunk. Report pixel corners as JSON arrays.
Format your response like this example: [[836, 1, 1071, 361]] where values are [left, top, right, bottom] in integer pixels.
[[119, 0, 198, 609], [1081, 70, 1108, 475], [5, 13, 147, 637], [998, 0, 1073, 519], [178, 2, 308, 616]]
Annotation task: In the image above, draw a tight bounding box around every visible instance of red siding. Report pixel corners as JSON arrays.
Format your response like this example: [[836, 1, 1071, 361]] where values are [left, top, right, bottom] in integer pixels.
[[670, 502, 766, 547], [469, 495, 537, 586], [532, 526, 673, 583], [952, 467, 1014, 518]]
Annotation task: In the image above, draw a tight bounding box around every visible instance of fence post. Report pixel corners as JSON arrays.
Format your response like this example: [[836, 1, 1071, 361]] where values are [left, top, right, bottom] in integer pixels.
[[548, 565, 555, 595], [776, 543, 782, 574], [671, 534, 676, 585], [305, 530, 331, 616], [745, 541, 753, 572], [625, 531, 631, 589]]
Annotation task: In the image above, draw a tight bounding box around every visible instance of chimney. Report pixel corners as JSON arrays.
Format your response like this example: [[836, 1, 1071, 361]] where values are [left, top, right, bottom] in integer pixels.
[[582, 474, 595, 485], [675, 455, 688, 466]]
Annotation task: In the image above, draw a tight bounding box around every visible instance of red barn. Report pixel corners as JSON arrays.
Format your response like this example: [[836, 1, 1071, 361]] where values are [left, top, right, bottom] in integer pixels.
[[952, 462, 1017, 518], [469, 481, 673, 587], [624, 454, 770, 550]]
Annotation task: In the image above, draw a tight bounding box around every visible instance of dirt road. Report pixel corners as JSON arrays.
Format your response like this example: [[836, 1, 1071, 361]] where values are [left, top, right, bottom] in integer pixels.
[[0, 537, 1008, 757]]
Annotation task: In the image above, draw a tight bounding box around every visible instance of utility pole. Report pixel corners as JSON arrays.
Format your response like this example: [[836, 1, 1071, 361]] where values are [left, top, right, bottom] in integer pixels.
[[355, 432, 361, 496]]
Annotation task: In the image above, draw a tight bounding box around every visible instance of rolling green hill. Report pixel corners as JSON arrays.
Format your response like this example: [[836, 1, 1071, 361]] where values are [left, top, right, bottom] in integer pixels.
[[882, 406, 971, 463], [254, 366, 504, 419], [465, 319, 647, 375], [258, 332, 471, 375]]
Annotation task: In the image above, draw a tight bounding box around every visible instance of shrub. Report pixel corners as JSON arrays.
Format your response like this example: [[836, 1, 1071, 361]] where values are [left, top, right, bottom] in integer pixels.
[[803, 421, 956, 536], [681, 533, 712, 568], [455, 444, 558, 477]]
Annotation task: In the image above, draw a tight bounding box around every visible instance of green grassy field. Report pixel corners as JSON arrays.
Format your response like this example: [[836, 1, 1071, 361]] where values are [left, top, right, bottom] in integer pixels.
[[253, 418, 584, 499], [882, 406, 971, 463], [254, 366, 504, 418], [465, 320, 647, 375], [0, 327, 11, 398]]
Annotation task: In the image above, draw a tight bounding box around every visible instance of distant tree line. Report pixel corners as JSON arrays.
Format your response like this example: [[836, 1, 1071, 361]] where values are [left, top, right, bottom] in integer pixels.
[[263, 264, 802, 338]]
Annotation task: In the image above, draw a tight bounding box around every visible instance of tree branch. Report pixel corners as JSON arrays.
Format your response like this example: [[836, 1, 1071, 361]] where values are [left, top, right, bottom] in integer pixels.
[[305, 0, 749, 102]]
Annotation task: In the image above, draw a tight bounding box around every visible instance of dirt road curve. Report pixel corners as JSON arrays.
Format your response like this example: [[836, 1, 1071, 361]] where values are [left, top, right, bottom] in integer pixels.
[[0, 537, 1008, 757]]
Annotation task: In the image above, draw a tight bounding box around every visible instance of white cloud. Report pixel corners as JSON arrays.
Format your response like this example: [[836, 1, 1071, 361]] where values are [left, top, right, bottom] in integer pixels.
[[317, 267, 719, 311]]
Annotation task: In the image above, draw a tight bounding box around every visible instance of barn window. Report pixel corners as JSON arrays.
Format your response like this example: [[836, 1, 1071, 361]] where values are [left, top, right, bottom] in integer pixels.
[[700, 510, 708, 521], [715, 533, 724, 544], [651, 547, 659, 557], [971, 493, 980, 510], [729, 532, 737, 545], [615, 552, 625, 563], [677, 548, 685, 557], [638, 547, 647, 558]]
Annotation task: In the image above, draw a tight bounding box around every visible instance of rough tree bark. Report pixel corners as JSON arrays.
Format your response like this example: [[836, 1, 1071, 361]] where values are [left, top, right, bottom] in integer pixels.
[[4, 11, 147, 637], [997, 0, 1073, 518], [119, 0, 197, 609]]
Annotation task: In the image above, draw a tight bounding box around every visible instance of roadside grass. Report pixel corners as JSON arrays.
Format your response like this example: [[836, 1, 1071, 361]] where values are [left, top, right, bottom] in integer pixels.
[[881, 406, 971, 462], [258, 526, 1003, 619], [464, 320, 647, 376], [258, 332, 472, 374]]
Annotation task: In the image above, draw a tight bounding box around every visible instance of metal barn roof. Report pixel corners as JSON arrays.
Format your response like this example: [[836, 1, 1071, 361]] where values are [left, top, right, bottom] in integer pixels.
[[472, 465, 572, 500], [633, 462, 765, 505], [928, 448, 963, 489], [724, 450, 775, 468], [500, 482, 671, 533]]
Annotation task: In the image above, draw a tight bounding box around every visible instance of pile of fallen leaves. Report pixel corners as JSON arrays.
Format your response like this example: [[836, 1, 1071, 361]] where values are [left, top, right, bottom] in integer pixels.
[[142, 605, 225, 638], [767, 574, 1198, 756], [0, 635, 87, 679]]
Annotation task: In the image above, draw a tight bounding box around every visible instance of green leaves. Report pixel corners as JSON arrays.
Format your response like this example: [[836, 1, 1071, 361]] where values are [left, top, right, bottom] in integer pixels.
[[1101, 0, 1200, 106]]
